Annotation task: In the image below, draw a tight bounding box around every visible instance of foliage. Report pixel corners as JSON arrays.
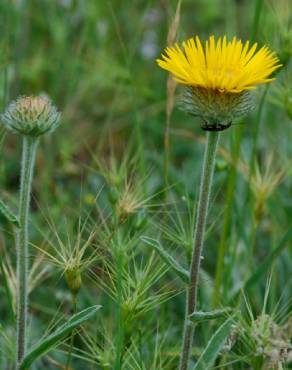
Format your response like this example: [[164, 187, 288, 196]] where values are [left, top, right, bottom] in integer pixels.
[[0, 0, 291, 369]]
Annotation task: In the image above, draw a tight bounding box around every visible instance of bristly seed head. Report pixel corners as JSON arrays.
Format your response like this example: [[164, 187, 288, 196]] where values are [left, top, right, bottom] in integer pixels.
[[1, 95, 60, 137]]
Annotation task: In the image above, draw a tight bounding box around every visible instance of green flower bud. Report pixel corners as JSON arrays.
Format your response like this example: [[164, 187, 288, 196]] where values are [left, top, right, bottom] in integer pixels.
[[65, 267, 82, 296], [1, 95, 60, 137], [181, 86, 254, 131]]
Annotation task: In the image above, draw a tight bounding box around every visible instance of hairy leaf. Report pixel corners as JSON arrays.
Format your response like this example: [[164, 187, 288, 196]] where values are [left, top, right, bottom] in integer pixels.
[[189, 308, 233, 323]]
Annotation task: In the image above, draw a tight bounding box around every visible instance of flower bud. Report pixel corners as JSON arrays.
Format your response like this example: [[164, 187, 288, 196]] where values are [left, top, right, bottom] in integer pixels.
[[1, 95, 60, 137]]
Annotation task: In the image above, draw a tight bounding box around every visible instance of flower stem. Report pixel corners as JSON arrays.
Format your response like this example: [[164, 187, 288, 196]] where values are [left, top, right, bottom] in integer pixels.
[[179, 131, 220, 370], [16, 136, 38, 368]]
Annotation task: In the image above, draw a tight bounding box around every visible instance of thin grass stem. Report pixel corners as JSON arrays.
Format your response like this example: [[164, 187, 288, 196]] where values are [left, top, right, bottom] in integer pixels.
[[114, 239, 125, 370], [65, 294, 78, 370]]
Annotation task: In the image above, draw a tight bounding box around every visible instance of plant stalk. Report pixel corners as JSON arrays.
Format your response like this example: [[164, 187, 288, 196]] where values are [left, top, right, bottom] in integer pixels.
[[16, 136, 38, 368], [114, 243, 124, 370], [65, 294, 77, 370], [179, 131, 220, 370]]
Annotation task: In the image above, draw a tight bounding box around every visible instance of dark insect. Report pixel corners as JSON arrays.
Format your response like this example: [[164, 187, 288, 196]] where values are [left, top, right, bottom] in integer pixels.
[[201, 121, 232, 131]]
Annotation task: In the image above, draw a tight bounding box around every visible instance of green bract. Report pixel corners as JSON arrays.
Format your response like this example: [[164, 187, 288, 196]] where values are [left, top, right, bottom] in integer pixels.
[[1, 95, 60, 137], [181, 87, 254, 130]]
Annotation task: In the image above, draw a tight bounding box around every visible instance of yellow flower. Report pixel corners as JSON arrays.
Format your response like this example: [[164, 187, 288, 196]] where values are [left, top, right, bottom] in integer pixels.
[[157, 35, 282, 93]]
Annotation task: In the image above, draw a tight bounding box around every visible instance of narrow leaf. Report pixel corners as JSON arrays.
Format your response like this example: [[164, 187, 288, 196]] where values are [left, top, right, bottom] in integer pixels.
[[193, 316, 234, 370], [141, 236, 189, 283], [189, 308, 233, 324], [20, 305, 101, 370], [0, 199, 20, 227]]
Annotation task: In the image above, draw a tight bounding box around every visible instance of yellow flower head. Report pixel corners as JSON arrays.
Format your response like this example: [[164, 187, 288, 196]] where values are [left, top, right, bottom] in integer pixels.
[[157, 35, 282, 93], [157, 35, 282, 130]]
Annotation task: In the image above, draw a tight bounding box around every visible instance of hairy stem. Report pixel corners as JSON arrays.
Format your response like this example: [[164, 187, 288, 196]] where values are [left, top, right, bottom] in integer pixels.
[[16, 136, 38, 368], [179, 131, 220, 370]]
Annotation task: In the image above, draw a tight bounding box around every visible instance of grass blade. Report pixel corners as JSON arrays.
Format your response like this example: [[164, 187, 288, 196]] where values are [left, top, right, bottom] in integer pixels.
[[0, 199, 20, 227], [19, 305, 101, 370]]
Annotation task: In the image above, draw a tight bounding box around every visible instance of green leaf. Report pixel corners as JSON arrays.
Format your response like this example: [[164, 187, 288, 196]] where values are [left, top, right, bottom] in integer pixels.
[[19, 305, 101, 370], [141, 236, 189, 283], [189, 308, 233, 324], [193, 316, 234, 370], [0, 199, 20, 227]]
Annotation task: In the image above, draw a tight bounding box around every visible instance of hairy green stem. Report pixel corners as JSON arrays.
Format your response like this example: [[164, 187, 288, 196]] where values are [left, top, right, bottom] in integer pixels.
[[179, 131, 220, 370], [16, 136, 38, 368]]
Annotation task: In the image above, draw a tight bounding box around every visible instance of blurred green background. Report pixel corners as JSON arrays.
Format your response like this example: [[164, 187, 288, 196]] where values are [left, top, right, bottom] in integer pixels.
[[0, 0, 291, 369]]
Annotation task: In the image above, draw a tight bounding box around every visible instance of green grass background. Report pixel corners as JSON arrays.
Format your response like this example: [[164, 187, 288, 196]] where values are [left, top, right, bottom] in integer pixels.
[[0, 0, 291, 369]]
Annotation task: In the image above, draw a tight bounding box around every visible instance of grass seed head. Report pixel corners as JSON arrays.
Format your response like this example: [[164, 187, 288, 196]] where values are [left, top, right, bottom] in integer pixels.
[[249, 158, 286, 221], [115, 180, 147, 222], [3, 251, 49, 310], [36, 215, 98, 298], [226, 154, 287, 221]]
